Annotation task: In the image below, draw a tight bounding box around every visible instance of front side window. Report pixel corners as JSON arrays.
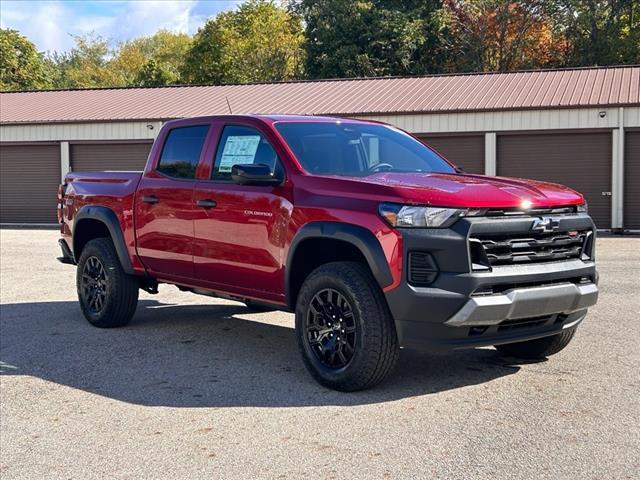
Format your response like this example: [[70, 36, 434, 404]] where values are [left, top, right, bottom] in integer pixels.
[[157, 125, 209, 179], [274, 122, 456, 177], [212, 125, 282, 180]]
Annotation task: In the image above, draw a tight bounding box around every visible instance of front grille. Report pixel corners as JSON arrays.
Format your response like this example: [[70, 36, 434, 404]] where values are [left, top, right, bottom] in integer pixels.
[[484, 206, 577, 217], [470, 230, 589, 268]]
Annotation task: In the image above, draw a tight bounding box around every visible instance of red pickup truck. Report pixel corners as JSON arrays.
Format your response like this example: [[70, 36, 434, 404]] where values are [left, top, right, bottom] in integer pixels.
[[58, 115, 598, 391]]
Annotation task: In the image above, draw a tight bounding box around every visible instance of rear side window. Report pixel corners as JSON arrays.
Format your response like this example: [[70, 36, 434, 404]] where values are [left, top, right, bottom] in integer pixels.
[[212, 125, 282, 180], [157, 125, 209, 179]]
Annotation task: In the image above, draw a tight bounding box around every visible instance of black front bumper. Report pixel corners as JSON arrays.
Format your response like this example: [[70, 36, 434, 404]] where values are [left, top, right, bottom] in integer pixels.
[[384, 214, 598, 351]]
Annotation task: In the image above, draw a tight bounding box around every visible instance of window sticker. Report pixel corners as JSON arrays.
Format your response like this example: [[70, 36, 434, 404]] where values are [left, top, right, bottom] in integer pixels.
[[218, 135, 261, 173]]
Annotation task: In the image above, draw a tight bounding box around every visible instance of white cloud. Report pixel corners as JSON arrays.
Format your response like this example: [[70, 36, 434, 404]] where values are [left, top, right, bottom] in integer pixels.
[[116, 0, 197, 39], [1, 1, 81, 52], [0, 0, 239, 53]]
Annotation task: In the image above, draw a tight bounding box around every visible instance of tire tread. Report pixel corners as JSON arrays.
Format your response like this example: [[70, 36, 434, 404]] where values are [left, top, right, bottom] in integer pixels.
[[76, 238, 138, 328], [296, 261, 399, 391]]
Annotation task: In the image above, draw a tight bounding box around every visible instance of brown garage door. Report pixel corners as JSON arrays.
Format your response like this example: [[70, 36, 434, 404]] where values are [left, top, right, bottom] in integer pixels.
[[416, 135, 484, 174], [497, 132, 612, 229], [71, 142, 152, 172], [624, 132, 640, 229], [0, 143, 60, 224]]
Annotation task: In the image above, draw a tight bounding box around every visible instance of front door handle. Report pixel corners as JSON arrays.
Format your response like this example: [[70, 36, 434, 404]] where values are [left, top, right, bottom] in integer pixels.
[[142, 195, 159, 204], [197, 199, 217, 209]]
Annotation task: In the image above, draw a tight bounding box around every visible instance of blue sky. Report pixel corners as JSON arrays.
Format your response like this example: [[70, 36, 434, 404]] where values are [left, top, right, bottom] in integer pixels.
[[0, 0, 242, 53]]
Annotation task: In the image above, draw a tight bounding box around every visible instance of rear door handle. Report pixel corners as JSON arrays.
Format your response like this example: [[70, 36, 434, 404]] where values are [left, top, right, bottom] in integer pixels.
[[142, 195, 159, 204], [197, 199, 217, 209]]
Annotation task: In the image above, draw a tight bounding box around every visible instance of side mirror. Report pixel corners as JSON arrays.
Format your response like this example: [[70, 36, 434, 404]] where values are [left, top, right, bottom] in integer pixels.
[[231, 164, 283, 186]]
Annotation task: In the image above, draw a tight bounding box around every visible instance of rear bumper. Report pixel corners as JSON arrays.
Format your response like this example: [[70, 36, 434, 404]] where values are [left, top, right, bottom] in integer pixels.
[[384, 214, 599, 351]]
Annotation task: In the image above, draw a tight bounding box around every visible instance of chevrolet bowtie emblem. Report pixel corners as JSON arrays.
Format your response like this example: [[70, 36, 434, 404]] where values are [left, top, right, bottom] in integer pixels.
[[531, 217, 560, 232]]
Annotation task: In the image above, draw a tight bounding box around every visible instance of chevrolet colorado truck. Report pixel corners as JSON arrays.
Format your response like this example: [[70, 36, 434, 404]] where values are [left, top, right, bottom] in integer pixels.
[[57, 115, 599, 391]]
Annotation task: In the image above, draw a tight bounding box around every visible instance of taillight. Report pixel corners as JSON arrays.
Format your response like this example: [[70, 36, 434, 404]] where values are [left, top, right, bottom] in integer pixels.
[[57, 183, 67, 223]]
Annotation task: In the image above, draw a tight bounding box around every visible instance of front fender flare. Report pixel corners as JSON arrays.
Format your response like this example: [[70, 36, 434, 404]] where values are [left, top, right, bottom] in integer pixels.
[[285, 222, 394, 308]]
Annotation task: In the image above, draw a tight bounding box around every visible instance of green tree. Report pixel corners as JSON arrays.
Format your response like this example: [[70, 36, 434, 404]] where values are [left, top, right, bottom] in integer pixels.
[[52, 33, 122, 88], [552, 0, 640, 66], [0, 29, 54, 90], [134, 59, 174, 86], [292, 0, 447, 79], [181, 0, 304, 84], [111, 30, 192, 86]]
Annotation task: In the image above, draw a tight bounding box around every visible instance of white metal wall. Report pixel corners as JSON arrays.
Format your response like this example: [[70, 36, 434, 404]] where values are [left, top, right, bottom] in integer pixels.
[[0, 121, 162, 142], [359, 107, 640, 133], [2, 107, 638, 143]]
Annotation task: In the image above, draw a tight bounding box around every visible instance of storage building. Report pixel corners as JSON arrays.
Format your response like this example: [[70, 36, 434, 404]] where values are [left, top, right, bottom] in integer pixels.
[[1, 65, 638, 229]]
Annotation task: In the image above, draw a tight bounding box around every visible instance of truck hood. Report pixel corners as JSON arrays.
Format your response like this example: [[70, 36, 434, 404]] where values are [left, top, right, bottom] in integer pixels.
[[341, 172, 584, 208]]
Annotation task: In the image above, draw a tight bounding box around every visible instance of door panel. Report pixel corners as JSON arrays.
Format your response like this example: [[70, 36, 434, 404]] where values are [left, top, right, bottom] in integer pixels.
[[416, 135, 485, 174], [133, 124, 211, 280], [624, 132, 640, 229], [192, 123, 291, 302], [193, 183, 292, 300], [71, 142, 152, 171], [497, 132, 612, 228], [134, 174, 195, 279], [0, 143, 60, 223]]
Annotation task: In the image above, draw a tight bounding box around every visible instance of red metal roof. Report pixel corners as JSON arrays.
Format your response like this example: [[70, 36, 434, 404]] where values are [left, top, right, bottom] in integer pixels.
[[1, 66, 638, 125]]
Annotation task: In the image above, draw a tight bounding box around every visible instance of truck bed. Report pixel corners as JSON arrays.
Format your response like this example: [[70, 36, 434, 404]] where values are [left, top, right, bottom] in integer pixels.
[[59, 171, 143, 269]]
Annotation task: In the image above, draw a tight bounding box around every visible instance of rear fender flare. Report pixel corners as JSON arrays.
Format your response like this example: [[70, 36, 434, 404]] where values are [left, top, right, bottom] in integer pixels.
[[73, 206, 134, 275]]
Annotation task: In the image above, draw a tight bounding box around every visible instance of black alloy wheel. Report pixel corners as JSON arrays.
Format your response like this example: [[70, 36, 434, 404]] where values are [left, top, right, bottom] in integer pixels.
[[295, 262, 399, 391], [76, 237, 139, 328], [305, 288, 358, 369], [81, 256, 108, 314]]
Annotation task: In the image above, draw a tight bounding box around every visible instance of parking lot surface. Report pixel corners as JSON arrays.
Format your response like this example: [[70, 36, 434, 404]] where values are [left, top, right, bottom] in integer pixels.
[[1, 229, 638, 479]]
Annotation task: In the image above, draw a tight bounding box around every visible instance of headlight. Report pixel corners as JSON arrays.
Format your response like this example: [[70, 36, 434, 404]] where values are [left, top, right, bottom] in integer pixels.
[[379, 203, 468, 228], [577, 202, 588, 213]]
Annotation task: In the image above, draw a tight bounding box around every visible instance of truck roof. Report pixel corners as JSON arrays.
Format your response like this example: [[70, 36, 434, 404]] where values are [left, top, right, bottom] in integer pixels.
[[161, 114, 383, 127]]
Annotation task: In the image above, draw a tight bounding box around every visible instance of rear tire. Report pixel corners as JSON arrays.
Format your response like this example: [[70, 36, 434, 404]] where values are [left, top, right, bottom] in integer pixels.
[[76, 238, 139, 328], [495, 327, 577, 359], [295, 262, 399, 391]]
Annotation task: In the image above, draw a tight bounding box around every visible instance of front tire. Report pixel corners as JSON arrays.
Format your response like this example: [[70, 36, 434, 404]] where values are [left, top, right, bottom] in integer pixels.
[[495, 327, 577, 359], [295, 262, 399, 391], [76, 238, 139, 328]]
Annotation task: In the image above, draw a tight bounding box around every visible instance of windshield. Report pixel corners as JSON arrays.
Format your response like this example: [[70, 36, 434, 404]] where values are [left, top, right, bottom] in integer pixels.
[[275, 122, 456, 177]]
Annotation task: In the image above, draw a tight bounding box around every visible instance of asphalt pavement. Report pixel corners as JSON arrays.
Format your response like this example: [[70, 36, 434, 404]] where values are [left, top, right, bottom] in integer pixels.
[[0, 229, 638, 479]]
